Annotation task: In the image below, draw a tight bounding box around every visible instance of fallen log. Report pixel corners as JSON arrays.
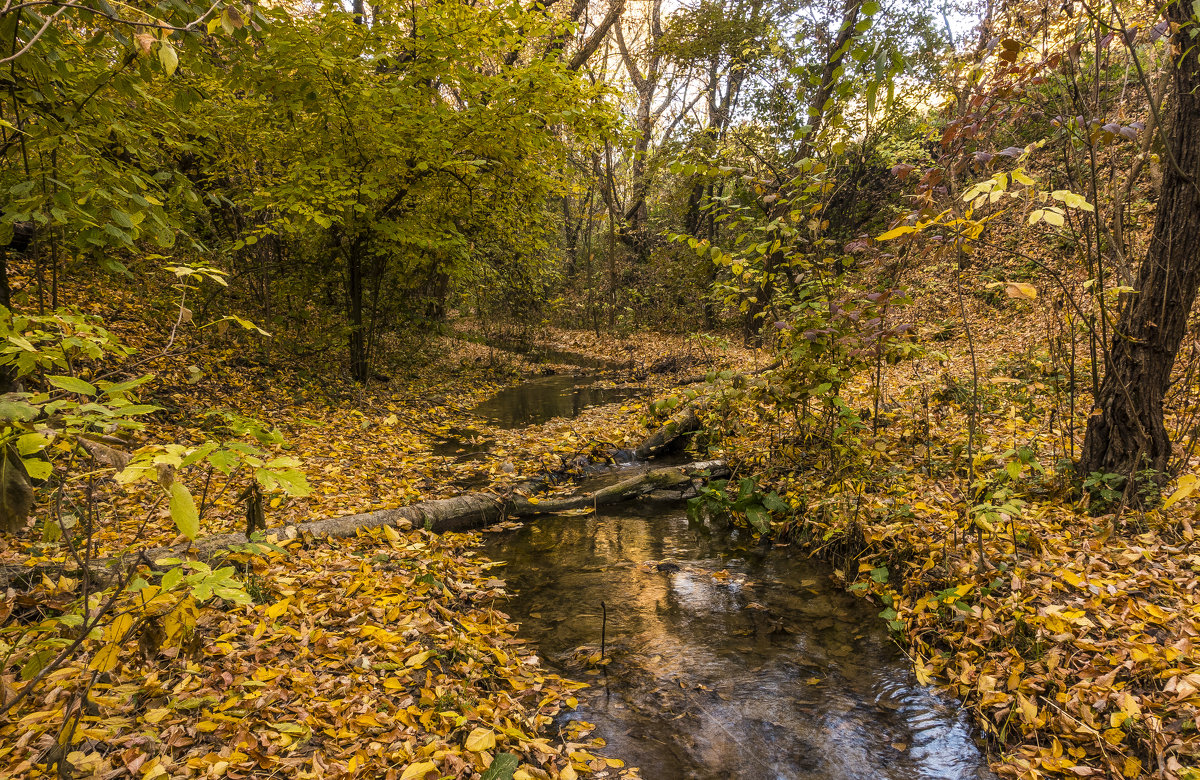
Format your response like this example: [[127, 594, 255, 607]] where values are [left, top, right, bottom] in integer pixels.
[[183, 459, 729, 549], [635, 363, 784, 459], [634, 401, 706, 460], [1, 460, 729, 588], [4, 369, 739, 589]]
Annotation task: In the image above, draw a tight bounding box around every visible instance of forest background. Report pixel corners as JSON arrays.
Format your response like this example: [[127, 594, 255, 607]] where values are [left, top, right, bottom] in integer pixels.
[[2, 0, 1200, 776]]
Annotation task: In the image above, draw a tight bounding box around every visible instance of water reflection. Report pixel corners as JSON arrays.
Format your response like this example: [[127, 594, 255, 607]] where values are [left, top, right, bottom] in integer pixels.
[[430, 427, 492, 458], [482, 503, 993, 780], [472, 376, 643, 428]]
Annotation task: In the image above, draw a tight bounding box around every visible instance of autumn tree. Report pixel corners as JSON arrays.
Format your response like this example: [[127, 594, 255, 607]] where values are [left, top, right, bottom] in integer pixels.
[[672, 0, 942, 341], [194, 0, 612, 380], [1077, 0, 1200, 485]]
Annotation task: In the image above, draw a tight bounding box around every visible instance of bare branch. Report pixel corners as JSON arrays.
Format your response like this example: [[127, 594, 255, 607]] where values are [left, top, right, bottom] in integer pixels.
[[567, 0, 624, 71]]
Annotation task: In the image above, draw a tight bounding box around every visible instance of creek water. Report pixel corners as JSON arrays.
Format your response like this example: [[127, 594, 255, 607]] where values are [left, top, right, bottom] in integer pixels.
[[482, 503, 993, 780], [472, 375, 643, 429]]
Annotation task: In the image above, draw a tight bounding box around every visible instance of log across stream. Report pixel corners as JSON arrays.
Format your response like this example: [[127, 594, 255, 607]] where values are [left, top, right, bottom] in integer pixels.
[[0, 379, 710, 588]]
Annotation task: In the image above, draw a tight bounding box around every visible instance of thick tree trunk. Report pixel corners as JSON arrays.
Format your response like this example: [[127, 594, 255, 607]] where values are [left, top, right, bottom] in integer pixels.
[[1079, 10, 1200, 482]]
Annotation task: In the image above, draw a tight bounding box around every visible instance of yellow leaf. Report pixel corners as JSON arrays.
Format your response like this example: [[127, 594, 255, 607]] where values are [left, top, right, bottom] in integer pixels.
[[265, 598, 290, 620], [465, 727, 496, 752], [90, 642, 121, 673], [1004, 282, 1037, 300], [1121, 692, 1141, 720], [107, 612, 134, 641], [1017, 692, 1038, 725], [1123, 757, 1142, 778], [1141, 602, 1168, 622], [560, 766, 578, 780], [143, 707, 172, 724], [914, 657, 932, 686], [406, 649, 435, 668], [877, 225, 916, 241], [400, 761, 436, 780], [168, 481, 199, 541], [1162, 473, 1197, 510]]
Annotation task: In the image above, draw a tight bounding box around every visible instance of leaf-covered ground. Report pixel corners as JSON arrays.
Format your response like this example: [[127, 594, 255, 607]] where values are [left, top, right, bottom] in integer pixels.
[[0, 273, 757, 779], [6, 267, 1200, 780], [5, 527, 637, 779]]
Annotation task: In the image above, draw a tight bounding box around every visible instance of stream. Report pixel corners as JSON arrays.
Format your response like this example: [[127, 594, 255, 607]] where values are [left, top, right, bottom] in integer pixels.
[[482, 502, 994, 779], [472, 374, 644, 429]]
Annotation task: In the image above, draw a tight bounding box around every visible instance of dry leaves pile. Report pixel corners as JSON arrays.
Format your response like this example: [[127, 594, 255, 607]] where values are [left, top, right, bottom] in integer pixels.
[[1, 274, 743, 780], [3, 527, 638, 779]]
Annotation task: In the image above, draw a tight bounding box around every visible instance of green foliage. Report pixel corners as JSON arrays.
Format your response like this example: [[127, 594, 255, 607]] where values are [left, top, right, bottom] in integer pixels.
[[0, 299, 307, 749], [1081, 467, 1165, 516], [1082, 471, 1126, 514], [481, 753, 521, 780], [688, 475, 789, 534], [187, 2, 613, 376]]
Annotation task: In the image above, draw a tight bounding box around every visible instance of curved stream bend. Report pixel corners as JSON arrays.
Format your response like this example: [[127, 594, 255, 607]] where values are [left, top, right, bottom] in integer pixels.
[[483, 503, 994, 780]]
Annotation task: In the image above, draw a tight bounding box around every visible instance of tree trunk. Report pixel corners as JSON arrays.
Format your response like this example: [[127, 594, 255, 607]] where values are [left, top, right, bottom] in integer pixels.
[[347, 242, 369, 382], [1079, 10, 1200, 483], [626, 86, 652, 263], [0, 254, 10, 310], [614, 3, 662, 264], [742, 0, 862, 345]]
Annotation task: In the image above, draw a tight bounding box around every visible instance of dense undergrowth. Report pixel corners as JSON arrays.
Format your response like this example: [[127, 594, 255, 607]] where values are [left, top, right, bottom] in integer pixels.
[[676, 275, 1200, 779]]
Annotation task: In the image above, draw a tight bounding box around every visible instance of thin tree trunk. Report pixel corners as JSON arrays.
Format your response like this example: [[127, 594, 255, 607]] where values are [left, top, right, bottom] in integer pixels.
[[347, 241, 368, 382], [614, 3, 662, 264], [0, 254, 10, 309]]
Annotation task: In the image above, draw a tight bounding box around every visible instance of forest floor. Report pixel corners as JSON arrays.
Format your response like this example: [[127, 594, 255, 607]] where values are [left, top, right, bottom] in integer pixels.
[[4, 271, 1200, 780], [0, 297, 762, 779]]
